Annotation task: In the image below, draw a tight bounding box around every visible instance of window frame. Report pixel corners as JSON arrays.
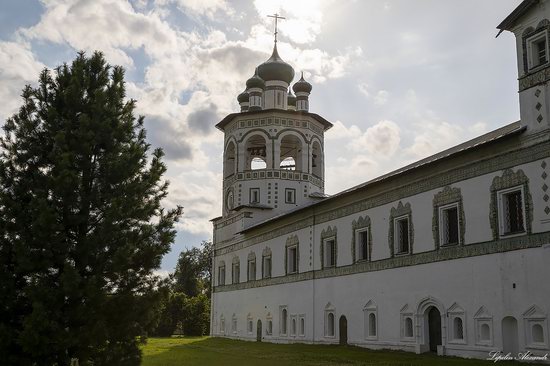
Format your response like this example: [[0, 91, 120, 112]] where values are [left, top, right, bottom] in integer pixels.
[[523, 305, 548, 350], [218, 265, 225, 286], [438, 202, 461, 247], [400, 304, 415, 342], [363, 301, 378, 341], [280, 306, 288, 337], [247, 315, 254, 335], [232, 262, 240, 284], [262, 255, 272, 279], [325, 311, 335, 338], [474, 306, 493, 347], [290, 314, 297, 337], [393, 214, 411, 255], [355, 227, 370, 262], [286, 245, 298, 274], [298, 315, 306, 337], [247, 258, 256, 281], [526, 30, 549, 71], [249, 187, 260, 204], [285, 188, 296, 204], [497, 185, 527, 238], [323, 237, 336, 268], [232, 314, 238, 334]]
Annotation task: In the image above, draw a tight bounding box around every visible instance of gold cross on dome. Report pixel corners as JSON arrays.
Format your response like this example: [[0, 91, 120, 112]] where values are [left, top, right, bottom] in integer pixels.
[[267, 13, 286, 43]]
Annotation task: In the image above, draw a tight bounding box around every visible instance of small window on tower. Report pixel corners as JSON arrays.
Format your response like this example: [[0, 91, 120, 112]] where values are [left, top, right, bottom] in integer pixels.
[[527, 31, 549, 70], [285, 188, 296, 204], [250, 188, 260, 204]]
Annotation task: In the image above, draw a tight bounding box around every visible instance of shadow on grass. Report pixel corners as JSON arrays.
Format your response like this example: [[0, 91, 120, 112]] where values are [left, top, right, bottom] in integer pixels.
[[142, 337, 524, 366]]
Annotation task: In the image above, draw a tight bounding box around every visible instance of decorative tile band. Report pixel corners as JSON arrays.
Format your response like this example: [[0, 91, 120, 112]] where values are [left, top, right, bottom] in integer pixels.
[[213, 231, 550, 293], [215, 138, 550, 256], [519, 65, 550, 91]]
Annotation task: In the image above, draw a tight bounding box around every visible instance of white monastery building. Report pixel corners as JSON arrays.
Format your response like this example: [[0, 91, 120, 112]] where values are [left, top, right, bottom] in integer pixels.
[[210, 1, 550, 359]]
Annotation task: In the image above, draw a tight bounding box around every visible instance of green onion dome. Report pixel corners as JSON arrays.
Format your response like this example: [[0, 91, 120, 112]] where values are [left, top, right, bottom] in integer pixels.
[[237, 89, 249, 103], [246, 68, 265, 90], [292, 72, 312, 94], [257, 44, 295, 84]]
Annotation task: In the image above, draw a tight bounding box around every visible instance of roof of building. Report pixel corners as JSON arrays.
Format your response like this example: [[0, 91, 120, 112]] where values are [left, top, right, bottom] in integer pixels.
[[496, 0, 539, 36], [215, 109, 334, 131], [238, 120, 526, 234]]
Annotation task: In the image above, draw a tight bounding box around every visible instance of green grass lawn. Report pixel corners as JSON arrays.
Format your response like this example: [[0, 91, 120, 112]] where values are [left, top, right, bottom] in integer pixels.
[[141, 337, 524, 366]]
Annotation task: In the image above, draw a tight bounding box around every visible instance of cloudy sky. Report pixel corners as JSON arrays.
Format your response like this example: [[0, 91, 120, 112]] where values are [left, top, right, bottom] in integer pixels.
[[0, 0, 522, 271]]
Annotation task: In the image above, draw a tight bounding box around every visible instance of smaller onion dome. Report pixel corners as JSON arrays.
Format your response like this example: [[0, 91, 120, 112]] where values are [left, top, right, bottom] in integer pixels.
[[292, 72, 312, 94], [246, 68, 265, 90], [287, 88, 296, 106], [237, 89, 249, 103], [257, 44, 295, 84]]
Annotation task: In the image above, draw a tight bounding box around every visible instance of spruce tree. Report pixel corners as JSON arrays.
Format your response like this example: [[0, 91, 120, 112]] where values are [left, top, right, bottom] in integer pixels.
[[0, 51, 182, 366]]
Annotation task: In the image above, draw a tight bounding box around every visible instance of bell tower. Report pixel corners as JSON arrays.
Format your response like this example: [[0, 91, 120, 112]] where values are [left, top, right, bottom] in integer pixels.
[[215, 22, 332, 228], [498, 0, 550, 135]]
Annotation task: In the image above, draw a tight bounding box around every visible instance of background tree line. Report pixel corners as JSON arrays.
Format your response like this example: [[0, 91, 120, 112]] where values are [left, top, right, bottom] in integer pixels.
[[151, 240, 212, 337]]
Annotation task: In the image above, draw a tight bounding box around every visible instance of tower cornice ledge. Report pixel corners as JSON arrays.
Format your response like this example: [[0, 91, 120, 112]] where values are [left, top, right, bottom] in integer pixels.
[[215, 109, 333, 132]]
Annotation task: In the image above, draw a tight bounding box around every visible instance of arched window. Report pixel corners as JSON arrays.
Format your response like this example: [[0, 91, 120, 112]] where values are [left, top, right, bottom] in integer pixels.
[[280, 157, 296, 170], [369, 313, 377, 337], [311, 140, 322, 178], [251, 157, 267, 170], [327, 312, 335, 337], [280, 134, 303, 171], [300, 317, 305, 336], [454, 317, 464, 340], [291, 317, 297, 336], [405, 317, 414, 337], [224, 141, 236, 178], [245, 134, 267, 170], [532, 324, 544, 343]]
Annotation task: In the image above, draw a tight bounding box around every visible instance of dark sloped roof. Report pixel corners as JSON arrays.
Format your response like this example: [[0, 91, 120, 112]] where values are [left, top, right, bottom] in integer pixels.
[[239, 121, 525, 234], [215, 109, 333, 131], [496, 0, 539, 36]]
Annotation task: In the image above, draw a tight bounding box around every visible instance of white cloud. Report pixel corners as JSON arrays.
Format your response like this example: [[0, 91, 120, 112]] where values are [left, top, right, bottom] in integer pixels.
[[253, 0, 324, 44], [374, 90, 389, 105], [358, 82, 369, 97], [0, 41, 45, 120], [356, 120, 400, 156], [171, 0, 233, 19]]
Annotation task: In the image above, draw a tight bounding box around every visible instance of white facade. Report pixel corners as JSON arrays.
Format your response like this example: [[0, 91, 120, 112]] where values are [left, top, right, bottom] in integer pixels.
[[211, 2, 550, 361]]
